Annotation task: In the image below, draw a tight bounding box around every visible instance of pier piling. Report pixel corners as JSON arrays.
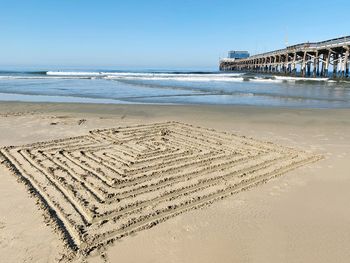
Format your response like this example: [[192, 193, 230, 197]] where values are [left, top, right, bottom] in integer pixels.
[[220, 36, 350, 79]]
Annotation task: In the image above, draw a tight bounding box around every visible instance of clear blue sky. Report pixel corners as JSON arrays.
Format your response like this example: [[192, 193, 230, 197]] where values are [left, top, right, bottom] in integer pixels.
[[1, 0, 349, 69]]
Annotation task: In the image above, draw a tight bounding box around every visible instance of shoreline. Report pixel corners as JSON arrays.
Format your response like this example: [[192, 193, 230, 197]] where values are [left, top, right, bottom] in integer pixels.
[[2, 100, 350, 112], [2, 97, 350, 110]]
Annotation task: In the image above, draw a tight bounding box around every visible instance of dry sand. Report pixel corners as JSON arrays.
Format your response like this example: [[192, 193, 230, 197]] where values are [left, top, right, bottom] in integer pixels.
[[0, 102, 349, 263]]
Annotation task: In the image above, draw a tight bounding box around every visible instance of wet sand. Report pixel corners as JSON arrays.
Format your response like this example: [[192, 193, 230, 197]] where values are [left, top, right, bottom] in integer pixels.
[[0, 102, 349, 263]]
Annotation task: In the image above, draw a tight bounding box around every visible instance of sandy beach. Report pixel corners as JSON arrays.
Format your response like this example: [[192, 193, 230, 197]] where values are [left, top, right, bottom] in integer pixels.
[[2, 0, 350, 262], [0, 102, 349, 262]]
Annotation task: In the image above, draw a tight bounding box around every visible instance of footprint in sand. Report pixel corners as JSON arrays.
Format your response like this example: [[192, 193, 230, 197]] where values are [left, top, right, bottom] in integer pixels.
[[0, 221, 5, 230], [78, 119, 87, 125]]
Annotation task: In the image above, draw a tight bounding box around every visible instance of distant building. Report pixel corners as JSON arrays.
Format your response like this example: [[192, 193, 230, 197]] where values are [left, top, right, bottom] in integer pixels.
[[228, 51, 250, 59]]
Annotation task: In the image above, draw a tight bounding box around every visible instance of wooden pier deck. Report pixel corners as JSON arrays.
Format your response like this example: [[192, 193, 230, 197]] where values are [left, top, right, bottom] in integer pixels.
[[220, 36, 350, 78]]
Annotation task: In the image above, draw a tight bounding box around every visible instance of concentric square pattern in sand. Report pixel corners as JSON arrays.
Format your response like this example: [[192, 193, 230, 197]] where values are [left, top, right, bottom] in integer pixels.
[[0, 122, 320, 254]]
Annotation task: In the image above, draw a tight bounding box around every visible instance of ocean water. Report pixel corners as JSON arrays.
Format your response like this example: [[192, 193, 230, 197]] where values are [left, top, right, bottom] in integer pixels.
[[0, 69, 350, 108]]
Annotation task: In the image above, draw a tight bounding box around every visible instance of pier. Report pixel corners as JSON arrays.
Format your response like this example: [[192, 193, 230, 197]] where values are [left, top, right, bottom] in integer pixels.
[[220, 36, 350, 78]]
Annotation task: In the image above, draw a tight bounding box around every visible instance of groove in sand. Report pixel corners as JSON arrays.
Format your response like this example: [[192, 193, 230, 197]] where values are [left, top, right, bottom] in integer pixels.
[[0, 121, 322, 258]]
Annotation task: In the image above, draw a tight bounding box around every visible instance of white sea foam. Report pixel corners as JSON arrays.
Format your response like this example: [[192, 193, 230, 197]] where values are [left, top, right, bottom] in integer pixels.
[[46, 71, 243, 81], [1, 71, 335, 84], [274, 76, 329, 82], [46, 71, 105, 76], [105, 72, 243, 77], [2, 71, 245, 82], [0, 76, 91, 80], [105, 75, 245, 82], [250, 77, 283, 83]]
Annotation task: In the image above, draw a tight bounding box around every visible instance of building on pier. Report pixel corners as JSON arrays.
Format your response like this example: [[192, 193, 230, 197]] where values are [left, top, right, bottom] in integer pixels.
[[228, 51, 250, 59], [220, 36, 350, 78]]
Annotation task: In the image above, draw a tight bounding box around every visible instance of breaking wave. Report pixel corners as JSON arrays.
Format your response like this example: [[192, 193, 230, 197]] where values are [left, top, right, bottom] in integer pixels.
[[0, 70, 338, 84], [43, 71, 337, 83], [274, 76, 330, 82], [46, 71, 246, 81]]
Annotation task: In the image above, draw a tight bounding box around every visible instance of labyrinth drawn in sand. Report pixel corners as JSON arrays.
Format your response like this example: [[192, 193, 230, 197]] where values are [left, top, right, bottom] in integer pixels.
[[0, 122, 321, 255]]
